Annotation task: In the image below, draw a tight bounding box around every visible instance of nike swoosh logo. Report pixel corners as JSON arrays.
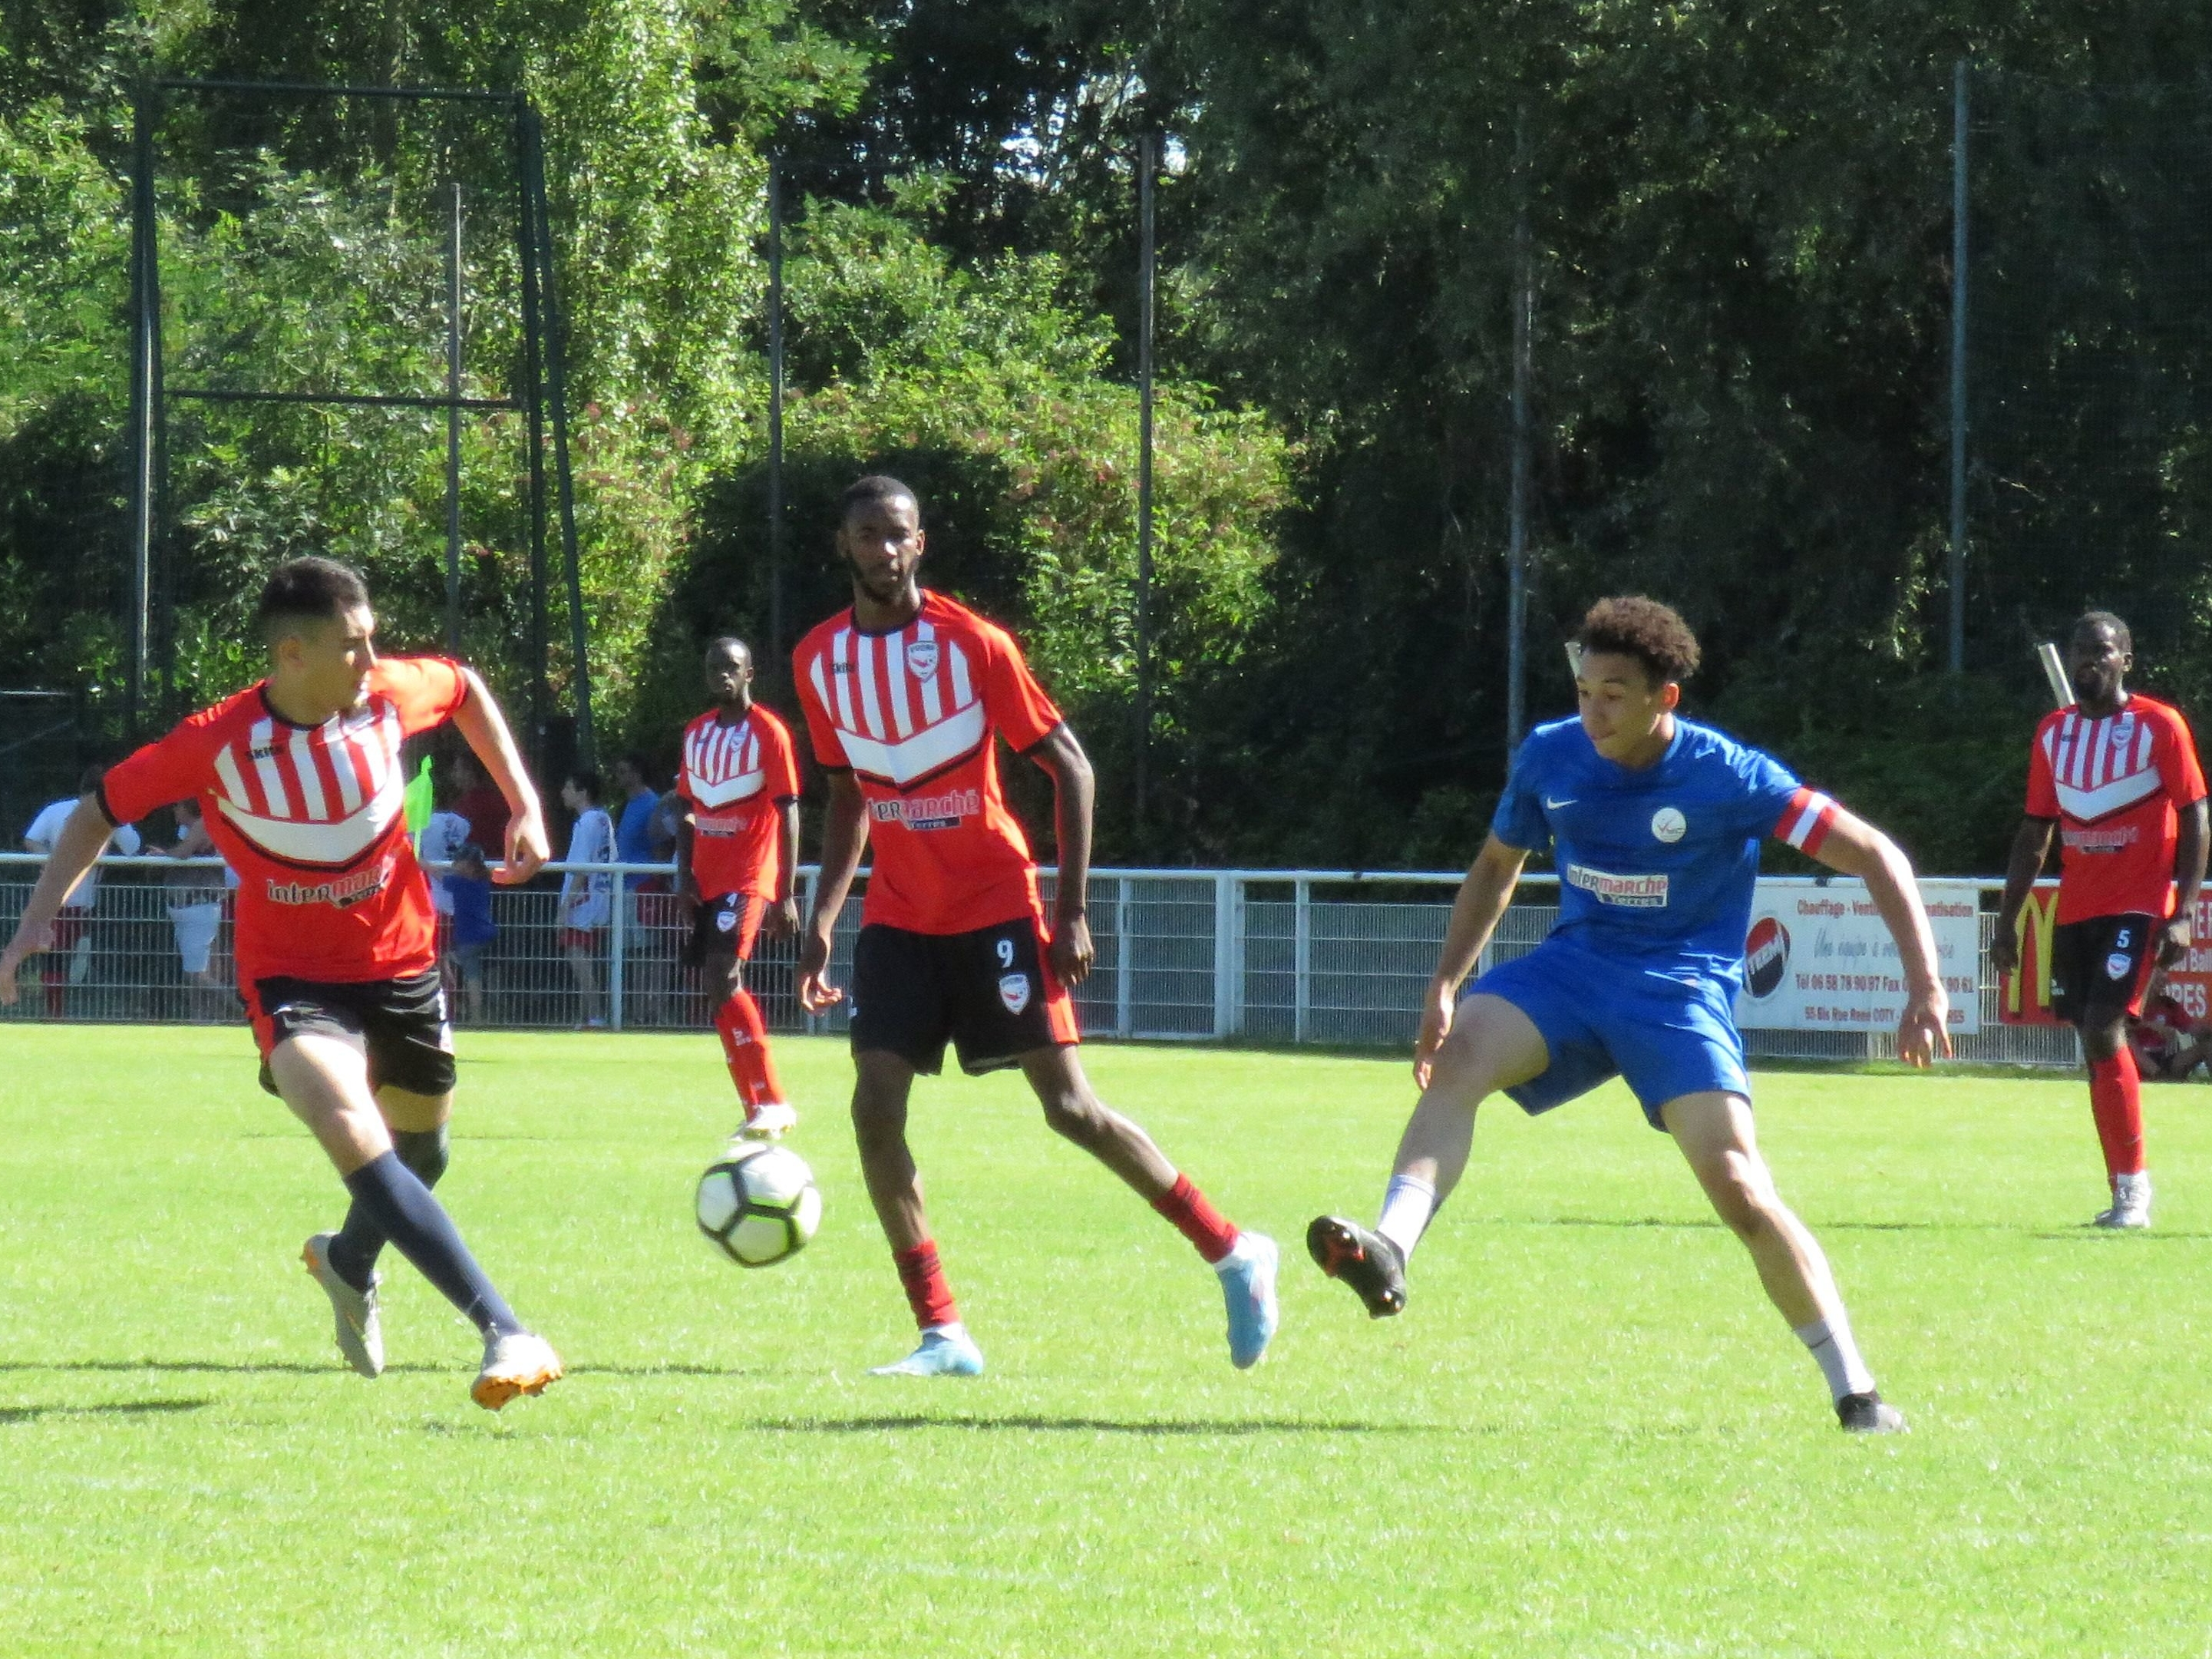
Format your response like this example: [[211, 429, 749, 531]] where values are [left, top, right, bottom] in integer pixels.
[[1543, 795, 1576, 809]]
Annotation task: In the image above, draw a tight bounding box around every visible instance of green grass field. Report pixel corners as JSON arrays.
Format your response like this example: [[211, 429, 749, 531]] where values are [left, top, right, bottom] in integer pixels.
[[3, 1025, 2211, 1656]]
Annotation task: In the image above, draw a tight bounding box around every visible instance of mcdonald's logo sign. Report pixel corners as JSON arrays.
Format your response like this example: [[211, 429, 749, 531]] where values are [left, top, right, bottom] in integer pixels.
[[2000, 882, 2063, 1026]]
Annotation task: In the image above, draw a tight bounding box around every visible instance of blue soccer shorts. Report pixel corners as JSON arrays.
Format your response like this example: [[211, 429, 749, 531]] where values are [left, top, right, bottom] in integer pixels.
[[1463, 936, 1750, 1129]]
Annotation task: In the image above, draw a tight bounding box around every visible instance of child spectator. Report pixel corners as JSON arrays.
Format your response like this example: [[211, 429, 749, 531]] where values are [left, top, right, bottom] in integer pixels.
[[557, 770, 616, 1028], [444, 842, 497, 1026]]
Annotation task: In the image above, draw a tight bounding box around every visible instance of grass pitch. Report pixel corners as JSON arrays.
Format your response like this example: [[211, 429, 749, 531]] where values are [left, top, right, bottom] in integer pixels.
[[3, 1026, 2210, 1656]]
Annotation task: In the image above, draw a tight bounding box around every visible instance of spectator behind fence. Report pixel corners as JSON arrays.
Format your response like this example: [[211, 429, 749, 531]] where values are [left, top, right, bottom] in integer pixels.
[[451, 749, 510, 861], [21, 765, 141, 1016], [444, 841, 497, 1026], [163, 796, 233, 1013], [612, 752, 661, 891], [557, 769, 616, 1028], [2130, 972, 2212, 1082], [416, 786, 471, 990]]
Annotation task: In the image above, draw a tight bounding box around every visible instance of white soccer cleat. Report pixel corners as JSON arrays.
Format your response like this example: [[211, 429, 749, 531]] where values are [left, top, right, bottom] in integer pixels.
[[471, 1330, 564, 1410], [868, 1326, 985, 1378], [732, 1101, 799, 1142], [301, 1232, 384, 1379], [2095, 1172, 2152, 1230]]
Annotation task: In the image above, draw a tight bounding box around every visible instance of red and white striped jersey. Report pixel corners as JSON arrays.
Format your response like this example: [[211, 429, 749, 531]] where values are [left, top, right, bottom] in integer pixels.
[[793, 591, 1064, 934], [2028, 694, 2207, 923], [100, 657, 470, 983], [677, 704, 798, 901]]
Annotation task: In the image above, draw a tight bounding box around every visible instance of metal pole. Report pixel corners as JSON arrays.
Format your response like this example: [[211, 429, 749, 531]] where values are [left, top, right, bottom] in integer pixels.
[[127, 87, 157, 741], [1950, 58, 1970, 676], [514, 99, 551, 771], [525, 116, 596, 767], [767, 157, 787, 678], [1507, 114, 1533, 750], [1134, 132, 1157, 834], [444, 181, 464, 655]]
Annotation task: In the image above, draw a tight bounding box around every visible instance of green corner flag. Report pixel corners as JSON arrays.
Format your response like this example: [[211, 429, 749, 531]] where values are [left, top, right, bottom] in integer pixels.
[[404, 755, 435, 836]]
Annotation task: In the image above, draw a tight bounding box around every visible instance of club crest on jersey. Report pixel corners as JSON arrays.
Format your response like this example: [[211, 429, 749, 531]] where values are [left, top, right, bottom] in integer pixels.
[[716, 907, 738, 934], [998, 972, 1032, 1014], [2107, 951, 2132, 980], [905, 639, 940, 679], [1650, 806, 1686, 844]]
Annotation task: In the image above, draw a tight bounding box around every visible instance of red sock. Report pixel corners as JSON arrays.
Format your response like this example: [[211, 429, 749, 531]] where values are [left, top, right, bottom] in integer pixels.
[[2089, 1049, 2146, 1181], [893, 1241, 959, 1330], [1151, 1173, 1240, 1264], [713, 987, 785, 1112]]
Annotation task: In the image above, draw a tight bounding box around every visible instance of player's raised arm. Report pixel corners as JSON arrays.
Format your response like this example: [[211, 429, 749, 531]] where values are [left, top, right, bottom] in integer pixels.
[[447, 666, 548, 885], [1025, 723, 1094, 988], [797, 768, 868, 1011], [0, 795, 114, 1001], [1415, 833, 1530, 1089], [1801, 805, 1953, 1067]]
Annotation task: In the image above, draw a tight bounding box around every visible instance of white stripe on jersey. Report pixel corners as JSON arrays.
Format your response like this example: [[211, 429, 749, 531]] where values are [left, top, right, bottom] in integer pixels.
[[856, 632, 886, 739], [287, 725, 328, 821], [916, 619, 943, 724], [249, 719, 291, 817]]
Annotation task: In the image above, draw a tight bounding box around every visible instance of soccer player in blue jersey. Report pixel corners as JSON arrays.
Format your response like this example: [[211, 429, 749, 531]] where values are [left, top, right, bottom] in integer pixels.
[[1308, 597, 1950, 1433]]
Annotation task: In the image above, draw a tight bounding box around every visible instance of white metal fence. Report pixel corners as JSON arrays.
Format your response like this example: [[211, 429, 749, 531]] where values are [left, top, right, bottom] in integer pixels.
[[0, 856, 2081, 1066]]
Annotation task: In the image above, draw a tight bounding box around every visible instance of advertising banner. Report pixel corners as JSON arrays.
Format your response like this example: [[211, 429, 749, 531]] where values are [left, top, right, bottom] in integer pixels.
[[1734, 880, 1982, 1034], [2000, 884, 2212, 1023]]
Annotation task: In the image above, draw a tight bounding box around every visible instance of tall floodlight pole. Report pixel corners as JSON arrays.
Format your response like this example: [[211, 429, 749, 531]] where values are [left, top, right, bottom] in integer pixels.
[[767, 156, 787, 676], [1950, 58, 1969, 675], [444, 182, 464, 654], [127, 84, 159, 740], [1134, 131, 1157, 834], [1506, 117, 1534, 750]]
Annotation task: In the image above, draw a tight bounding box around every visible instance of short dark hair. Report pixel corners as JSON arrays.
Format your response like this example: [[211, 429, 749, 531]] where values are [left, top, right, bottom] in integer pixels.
[[76, 762, 106, 795], [2075, 610, 2133, 654], [566, 768, 603, 803], [840, 474, 919, 526], [1574, 596, 1701, 687], [615, 749, 654, 783], [705, 635, 751, 662], [253, 557, 370, 645]]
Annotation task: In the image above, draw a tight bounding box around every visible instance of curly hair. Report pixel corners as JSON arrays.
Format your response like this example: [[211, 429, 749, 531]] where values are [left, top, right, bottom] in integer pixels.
[[1574, 596, 1701, 687]]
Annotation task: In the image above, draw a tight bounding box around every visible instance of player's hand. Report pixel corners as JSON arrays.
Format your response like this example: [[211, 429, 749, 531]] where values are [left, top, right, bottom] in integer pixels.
[[1414, 976, 1458, 1090], [764, 897, 800, 941], [1897, 984, 1953, 1069], [797, 923, 844, 1012], [1049, 911, 1093, 989], [1990, 927, 2020, 977], [0, 934, 36, 1005], [499, 807, 550, 886], [2159, 912, 2193, 969]]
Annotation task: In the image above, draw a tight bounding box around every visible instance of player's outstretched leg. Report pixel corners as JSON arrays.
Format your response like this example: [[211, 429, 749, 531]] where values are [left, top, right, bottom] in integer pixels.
[[1310, 993, 1547, 1320], [272, 1038, 560, 1409], [850, 1051, 985, 1377], [1017, 1046, 1278, 1369], [1661, 1090, 1903, 1434]]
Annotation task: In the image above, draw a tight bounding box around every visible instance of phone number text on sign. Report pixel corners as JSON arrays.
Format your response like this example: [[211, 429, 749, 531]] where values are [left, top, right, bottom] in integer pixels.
[[1732, 880, 1981, 1034]]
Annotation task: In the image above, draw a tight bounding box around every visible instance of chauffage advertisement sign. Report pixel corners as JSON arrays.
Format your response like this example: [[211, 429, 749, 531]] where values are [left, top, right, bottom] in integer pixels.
[[1733, 881, 1983, 1033]]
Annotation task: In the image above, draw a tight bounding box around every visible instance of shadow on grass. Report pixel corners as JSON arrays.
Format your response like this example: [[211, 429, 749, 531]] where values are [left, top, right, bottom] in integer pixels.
[[1517, 1215, 2212, 1237], [0, 1360, 768, 1379], [745, 1414, 1444, 1436], [1, 1397, 210, 1426]]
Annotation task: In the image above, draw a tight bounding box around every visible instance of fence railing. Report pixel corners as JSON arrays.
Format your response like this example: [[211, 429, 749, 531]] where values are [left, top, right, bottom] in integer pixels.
[[0, 857, 2081, 1067]]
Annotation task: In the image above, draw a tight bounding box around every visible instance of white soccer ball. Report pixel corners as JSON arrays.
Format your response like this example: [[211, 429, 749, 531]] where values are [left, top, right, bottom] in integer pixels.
[[695, 1143, 822, 1267]]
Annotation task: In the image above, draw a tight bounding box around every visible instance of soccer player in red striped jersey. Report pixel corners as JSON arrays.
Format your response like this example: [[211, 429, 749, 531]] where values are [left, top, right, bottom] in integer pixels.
[[0, 557, 563, 1409], [1994, 611, 2208, 1229], [793, 475, 1279, 1377], [675, 636, 802, 1140]]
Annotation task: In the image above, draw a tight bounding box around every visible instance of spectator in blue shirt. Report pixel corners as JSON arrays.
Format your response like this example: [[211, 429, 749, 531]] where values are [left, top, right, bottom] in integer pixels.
[[612, 752, 662, 892], [444, 842, 497, 1025]]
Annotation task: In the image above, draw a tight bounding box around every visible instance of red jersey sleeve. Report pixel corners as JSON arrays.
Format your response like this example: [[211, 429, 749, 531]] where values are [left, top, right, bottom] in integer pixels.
[[2025, 715, 2060, 818], [763, 709, 801, 800], [371, 656, 470, 737], [2159, 705, 2207, 807], [794, 642, 850, 770], [978, 623, 1063, 752], [100, 710, 223, 826]]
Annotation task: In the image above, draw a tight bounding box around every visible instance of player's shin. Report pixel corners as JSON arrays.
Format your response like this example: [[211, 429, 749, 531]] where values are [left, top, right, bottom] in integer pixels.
[[339, 1152, 525, 1337], [326, 1125, 449, 1289], [715, 986, 787, 1114], [1374, 1172, 1440, 1263], [2088, 1046, 2147, 1183], [893, 1239, 959, 1333], [1150, 1172, 1240, 1264], [1794, 1312, 1877, 1404]]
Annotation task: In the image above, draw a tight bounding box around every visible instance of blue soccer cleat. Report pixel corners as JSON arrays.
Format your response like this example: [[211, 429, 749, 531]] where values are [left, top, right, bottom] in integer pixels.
[[1217, 1232, 1280, 1370], [868, 1326, 985, 1377]]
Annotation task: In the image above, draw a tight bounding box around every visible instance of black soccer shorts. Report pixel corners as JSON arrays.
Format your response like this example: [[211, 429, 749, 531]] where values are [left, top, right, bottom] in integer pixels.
[[682, 892, 765, 970], [848, 915, 1080, 1076], [2049, 912, 2160, 1027], [243, 970, 457, 1098]]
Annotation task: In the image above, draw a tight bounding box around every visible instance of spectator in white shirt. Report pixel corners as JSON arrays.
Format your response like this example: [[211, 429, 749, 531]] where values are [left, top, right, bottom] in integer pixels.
[[21, 765, 142, 1016], [557, 769, 616, 1029]]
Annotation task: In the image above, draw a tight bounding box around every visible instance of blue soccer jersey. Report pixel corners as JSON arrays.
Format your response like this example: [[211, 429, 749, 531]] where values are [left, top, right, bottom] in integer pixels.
[[1491, 716, 1840, 996]]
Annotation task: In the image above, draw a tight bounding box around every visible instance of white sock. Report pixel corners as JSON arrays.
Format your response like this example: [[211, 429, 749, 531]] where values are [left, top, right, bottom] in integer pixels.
[[1213, 1233, 1262, 1276], [924, 1320, 968, 1343], [1375, 1173, 1438, 1262], [1794, 1315, 1876, 1402]]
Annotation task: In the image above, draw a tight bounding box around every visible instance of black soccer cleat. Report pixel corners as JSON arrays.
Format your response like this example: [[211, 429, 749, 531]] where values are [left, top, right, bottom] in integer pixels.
[[1836, 1390, 1907, 1434], [1306, 1215, 1407, 1318]]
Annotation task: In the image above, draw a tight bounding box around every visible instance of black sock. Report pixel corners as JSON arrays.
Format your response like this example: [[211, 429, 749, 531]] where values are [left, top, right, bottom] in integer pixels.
[[337, 1151, 523, 1337], [327, 1127, 451, 1290]]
